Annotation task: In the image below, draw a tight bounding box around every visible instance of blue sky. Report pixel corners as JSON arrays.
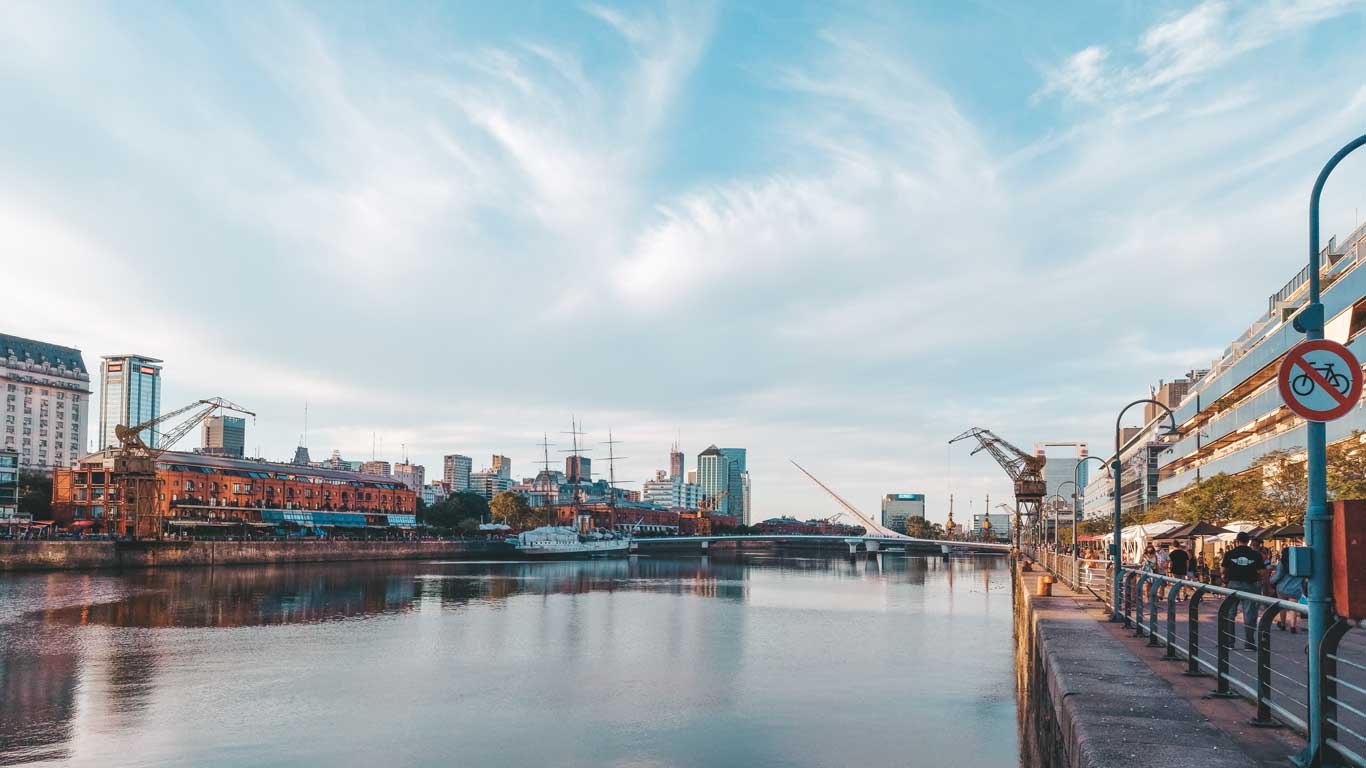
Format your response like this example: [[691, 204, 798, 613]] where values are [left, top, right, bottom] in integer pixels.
[[4, 0, 1366, 524]]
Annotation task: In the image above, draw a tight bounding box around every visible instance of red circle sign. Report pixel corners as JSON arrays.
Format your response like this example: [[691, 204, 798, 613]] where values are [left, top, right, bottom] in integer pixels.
[[1277, 339, 1363, 422]]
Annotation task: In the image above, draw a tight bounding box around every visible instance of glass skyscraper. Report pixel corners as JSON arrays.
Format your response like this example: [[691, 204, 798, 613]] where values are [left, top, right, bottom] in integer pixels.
[[99, 354, 162, 450]]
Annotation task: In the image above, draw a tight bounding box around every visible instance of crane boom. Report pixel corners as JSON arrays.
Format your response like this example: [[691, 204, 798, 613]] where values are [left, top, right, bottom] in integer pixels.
[[116, 398, 256, 457], [949, 428, 1047, 548], [789, 460, 900, 537]]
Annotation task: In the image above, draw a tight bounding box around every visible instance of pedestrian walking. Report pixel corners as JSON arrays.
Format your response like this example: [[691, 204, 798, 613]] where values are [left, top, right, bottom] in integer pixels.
[[1222, 532, 1268, 649], [1273, 548, 1303, 633]]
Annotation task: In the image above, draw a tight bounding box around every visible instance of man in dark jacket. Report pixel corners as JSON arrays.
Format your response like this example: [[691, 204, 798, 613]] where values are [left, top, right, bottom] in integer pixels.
[[1223, 532, 1268, 648]]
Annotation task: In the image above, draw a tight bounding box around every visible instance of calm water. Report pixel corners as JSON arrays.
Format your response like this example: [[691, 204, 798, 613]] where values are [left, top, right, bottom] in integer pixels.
[[0, 554, 1018, 767]]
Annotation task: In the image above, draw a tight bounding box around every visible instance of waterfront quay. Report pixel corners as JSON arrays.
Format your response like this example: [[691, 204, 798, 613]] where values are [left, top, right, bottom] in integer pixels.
[[1014, 560, 1317, 768]]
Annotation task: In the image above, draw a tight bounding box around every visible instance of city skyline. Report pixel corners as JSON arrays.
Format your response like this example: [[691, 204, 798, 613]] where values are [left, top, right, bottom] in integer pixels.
[[5, 2, 1366, 523]]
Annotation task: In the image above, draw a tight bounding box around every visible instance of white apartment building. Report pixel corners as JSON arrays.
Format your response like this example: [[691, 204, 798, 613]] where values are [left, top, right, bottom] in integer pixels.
[[1, 334, 91, 473]]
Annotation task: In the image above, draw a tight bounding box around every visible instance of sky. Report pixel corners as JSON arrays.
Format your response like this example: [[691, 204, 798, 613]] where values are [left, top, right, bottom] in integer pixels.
[[4, 0, 1366, 525]]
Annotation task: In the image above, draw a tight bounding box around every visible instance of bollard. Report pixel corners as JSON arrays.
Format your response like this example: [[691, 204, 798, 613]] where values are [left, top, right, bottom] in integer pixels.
[[1036, 574, 1054, 597]]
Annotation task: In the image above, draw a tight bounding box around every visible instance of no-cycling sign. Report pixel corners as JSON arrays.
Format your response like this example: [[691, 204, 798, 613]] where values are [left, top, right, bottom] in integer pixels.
[[1277, 339, 1364, 422]]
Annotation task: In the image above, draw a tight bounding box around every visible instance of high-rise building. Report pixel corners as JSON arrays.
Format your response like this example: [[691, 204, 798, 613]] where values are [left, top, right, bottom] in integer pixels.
[[669, 443, 685, 480], [0, 334, 91, 472], [642, 470, 674, 508], [393, 461, 425, 492], [719, 448, 747, 524], [687, 470, 696, 484], [492, 454, 512, 480], [740, 470, 751, 525], [443, 454, 472, 491], [881, 493, 925, 533], [98, 354, 162, 451], [360, 460, 391, 477], [292, 445, 311, 465], [697, 445, 729, 514], [201, 415, 246, 458], [565, 455, 591, 483], [469, 470, 514, 500]]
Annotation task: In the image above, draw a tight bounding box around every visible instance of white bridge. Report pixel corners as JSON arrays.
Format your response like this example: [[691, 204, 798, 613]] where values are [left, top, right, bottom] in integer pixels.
[[628, 534, 1011, 556]]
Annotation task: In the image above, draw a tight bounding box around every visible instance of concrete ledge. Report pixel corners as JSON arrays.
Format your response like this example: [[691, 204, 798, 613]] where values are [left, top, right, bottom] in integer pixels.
[[1016, 564, 1258, 768]]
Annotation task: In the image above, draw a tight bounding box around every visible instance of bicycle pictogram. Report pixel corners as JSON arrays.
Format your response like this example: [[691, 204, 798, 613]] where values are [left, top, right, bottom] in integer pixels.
[[1290, 361, 1351, 397], [1277, 339, 1363, 423]]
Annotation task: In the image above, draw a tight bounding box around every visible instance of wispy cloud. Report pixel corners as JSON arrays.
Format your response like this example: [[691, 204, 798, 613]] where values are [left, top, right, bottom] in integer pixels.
[[1037, 0, 1362, 104]]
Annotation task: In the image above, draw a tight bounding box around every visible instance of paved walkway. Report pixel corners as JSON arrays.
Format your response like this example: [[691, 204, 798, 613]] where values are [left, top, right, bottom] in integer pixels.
[[1019, 567, 1303, 767], [1041, 557, 1366, 764]]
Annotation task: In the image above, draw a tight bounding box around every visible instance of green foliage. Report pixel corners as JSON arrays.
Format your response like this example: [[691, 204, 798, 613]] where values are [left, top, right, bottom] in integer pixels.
[[489, 491, 539, 529], [17, 471, 52, 519], [1253, 449, 1307, 524], [1170, 471, 1267, 524], [420, 492, 490, 530], [1328, 431, 1366, 501], [904, 517, 942, 539]]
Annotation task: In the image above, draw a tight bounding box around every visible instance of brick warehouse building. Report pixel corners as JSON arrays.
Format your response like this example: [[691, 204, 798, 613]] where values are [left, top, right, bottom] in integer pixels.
[[52, 449, 417, 536]]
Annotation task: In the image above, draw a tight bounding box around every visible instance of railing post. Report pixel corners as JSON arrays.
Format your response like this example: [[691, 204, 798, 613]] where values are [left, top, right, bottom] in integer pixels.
[[1124, 571, 1137, 628], [1148, 577, 1162, 647], [1320, 617, 1352, 765], [1250, 603, 1282, 727], [1183, 586, 1209, 677], [1133, 574, 1148, 635], [1212, 592, 1241, 698], [1164, 579, 1181, 659]]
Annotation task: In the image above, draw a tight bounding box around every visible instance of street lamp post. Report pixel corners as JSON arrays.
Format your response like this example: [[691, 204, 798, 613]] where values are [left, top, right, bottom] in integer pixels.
[[1072, 457, 1108, 557], [1046, 494, 1066, 551], [1111, 400, 1180, 622], [1301, 134, 1366, 767], [1057, 481, 1078, 552]]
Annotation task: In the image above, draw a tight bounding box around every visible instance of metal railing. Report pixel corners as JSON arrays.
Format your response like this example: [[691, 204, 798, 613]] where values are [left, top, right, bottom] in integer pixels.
[[1026, 546, 1108, 596], [1026, 548, 1366, 766]]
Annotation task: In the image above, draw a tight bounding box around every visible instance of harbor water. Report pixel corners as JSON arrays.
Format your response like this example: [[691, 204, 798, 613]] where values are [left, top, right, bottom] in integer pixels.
[[0, 554, 1018, 767]]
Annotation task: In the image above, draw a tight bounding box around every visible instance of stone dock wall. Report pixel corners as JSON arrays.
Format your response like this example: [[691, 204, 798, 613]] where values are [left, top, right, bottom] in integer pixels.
[[0, 539, 510, 572], [1014, 562, 1258, 768]]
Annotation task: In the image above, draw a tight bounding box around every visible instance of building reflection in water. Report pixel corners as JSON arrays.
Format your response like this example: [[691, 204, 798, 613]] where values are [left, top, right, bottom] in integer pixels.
[[0, 554, 1010, 766]]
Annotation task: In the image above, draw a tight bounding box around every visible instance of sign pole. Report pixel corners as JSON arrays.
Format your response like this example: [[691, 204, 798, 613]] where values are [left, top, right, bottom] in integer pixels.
[[1299, 134, 1366, 768]]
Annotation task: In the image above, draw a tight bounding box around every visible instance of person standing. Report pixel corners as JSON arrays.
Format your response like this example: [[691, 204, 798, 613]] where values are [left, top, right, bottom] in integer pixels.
[[1169, 541, 1191, 600], [1154, 543, 1172, 598], [1223, 532, 1268, 649]]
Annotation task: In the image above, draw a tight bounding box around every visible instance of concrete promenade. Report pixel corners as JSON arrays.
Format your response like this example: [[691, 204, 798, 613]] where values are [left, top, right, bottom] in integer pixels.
[[1016, 564, 1303, 767]]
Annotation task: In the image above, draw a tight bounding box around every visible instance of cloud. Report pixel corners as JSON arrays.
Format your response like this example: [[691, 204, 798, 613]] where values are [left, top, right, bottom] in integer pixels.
[[1037, 0, 1363, 104], [2, 1, 1366, 523]]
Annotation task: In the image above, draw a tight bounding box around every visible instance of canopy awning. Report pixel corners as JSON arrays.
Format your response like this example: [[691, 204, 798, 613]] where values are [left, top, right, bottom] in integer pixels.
[[1153, 521, 1231, 540]]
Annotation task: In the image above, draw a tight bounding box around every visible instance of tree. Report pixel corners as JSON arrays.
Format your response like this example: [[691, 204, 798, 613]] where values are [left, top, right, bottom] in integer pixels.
[[1252, 449, 1307, 524], [17, 471, 52, 520], [1329, 431, 1366, 501], [420, 492, 490, 530], [905, 517, 941, 539], [1172, 472, 1265, 524], [490, 491, 539, 529]]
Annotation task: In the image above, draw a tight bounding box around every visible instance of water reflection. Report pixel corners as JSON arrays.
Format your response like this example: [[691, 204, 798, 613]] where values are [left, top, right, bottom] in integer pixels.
[[0, 554, 1017, 768]]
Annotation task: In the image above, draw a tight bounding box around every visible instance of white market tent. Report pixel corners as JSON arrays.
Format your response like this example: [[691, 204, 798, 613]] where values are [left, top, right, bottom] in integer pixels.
[[1213, 520, 1260, 543], [1100, 519, 1182, 564]]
